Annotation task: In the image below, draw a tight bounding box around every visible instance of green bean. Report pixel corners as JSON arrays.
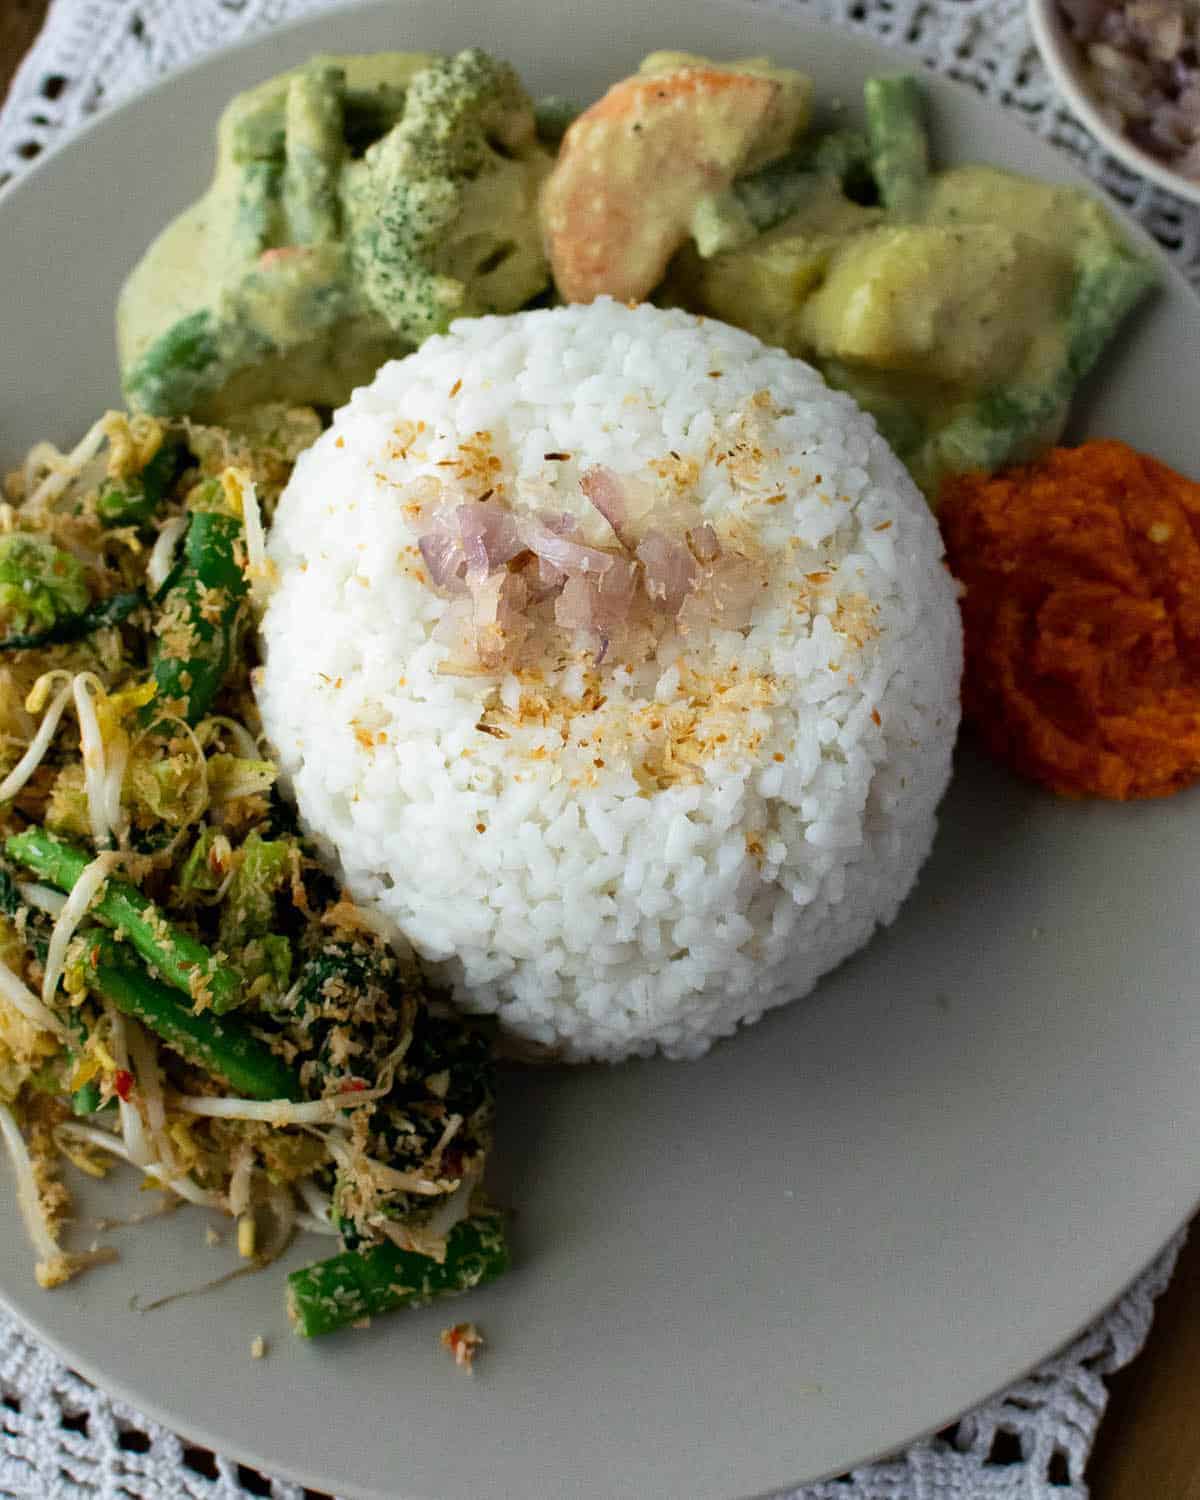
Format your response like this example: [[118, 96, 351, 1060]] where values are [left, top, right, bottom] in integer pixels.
[[5, 828, 242, 1015], [85, 933, 301, 1100], [732, 129, 874, 233], [286, 1214, 510, 1337], [917, 239, 1157, 500], [146, 505, 248, 727], [229, 160, 284, 264], [1065, 240, 1158, 382], [864, 75, 929, 219], [283, 64, 345, 245]]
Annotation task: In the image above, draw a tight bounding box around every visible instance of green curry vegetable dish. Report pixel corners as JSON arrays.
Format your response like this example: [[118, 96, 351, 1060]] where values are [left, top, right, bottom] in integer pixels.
[[120, 52, 1154, 503], [118, 48, 553, 421], [0, 409, 506, 1335], [668, 73, 1157, 498]]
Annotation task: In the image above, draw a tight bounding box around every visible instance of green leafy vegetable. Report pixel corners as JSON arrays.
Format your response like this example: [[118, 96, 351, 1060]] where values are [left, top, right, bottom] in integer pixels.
[[287, 1214, 509, 1337]]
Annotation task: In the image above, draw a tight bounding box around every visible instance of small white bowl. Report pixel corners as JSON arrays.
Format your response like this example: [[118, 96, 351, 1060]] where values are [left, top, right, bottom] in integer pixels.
[[1027, 0, 1200, 207]]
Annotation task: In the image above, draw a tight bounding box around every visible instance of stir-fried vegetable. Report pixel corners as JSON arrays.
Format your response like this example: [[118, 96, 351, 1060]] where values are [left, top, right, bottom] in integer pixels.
[[288, 1214, 510, 1337], [0, 537, 91, 642], [85, 934, 301, 1101], [97, 439, 188, 528], [863, 75, 929, 219], [147, 494, 249, 727], [7, 828, 242, 1013], [0, 409, 505, 1338]]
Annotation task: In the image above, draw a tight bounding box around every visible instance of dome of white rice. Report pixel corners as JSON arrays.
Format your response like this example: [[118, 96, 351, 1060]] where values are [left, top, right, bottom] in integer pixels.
[[257, 301, 961, 1062]]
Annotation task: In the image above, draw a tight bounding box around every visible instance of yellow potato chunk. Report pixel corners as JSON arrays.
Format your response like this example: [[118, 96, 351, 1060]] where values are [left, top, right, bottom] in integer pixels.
[[800, 222, 1072, 387]]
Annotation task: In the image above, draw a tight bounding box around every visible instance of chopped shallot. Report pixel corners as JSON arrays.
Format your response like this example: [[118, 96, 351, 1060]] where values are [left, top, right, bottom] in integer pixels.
[[580, 465, 632, 546], [414, 469, 767, 670], [517, 515, 617, 577], [637, 530, 700, 614], [457, 500, 524, 577]]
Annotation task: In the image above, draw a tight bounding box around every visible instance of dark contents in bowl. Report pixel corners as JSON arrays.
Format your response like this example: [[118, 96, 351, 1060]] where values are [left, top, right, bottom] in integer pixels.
[[1057, 0, 1200, 181]]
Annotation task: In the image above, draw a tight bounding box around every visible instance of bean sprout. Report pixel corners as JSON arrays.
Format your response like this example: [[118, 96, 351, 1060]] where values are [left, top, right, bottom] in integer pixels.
[[42, 851, 118, 1011], [146, 514, 188, 593], [106, 1007, 152, 1169], [0, 680, 72, 804], [0, 956, 69, 1040], [55, 1121, 224, 1209], [0, 1100, 63, 1264], [72, 674, 112, 849], [23, 417, 109, 514]]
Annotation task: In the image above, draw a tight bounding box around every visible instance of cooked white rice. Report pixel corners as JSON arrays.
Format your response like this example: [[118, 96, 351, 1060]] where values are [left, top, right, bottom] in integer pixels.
[[256, 301, 961, 1061]]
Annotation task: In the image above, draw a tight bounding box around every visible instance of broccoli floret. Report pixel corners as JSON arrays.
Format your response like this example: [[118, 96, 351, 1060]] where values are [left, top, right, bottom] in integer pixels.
[[120, 50, 550, 417], [347, 48, 550, 343], [0, 536, 90, 641]]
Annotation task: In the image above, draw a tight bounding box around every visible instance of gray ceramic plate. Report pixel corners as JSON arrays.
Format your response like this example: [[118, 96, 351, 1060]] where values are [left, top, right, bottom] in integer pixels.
[[1, 2, 1198, 1497]]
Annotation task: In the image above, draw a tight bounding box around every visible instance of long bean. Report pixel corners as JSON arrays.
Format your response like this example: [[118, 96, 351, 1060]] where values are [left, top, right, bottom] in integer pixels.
[[6, 828, 241, 1014], [146, 504, 248, 727], [283, 64, 345, 245], [864, 75, 929, 219], [85, 933, 300, 1100], [286, 1215, 510, 1337]]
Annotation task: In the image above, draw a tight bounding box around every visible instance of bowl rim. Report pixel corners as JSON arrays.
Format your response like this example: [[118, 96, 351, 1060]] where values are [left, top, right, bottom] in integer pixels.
[[1026, 0, 1200, 208]]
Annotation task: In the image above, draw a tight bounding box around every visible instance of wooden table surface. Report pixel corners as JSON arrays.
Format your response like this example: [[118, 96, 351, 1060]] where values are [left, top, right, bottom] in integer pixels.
[[2, 0, 1199, 1494]]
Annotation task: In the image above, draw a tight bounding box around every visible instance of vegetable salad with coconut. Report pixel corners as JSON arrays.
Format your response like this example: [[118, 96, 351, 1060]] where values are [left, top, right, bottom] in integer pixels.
[[0, 410, 506, 1334]]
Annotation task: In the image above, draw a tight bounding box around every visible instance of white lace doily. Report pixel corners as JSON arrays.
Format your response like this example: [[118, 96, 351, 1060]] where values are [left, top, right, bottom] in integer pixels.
[[0, 1, 1195, 1496]]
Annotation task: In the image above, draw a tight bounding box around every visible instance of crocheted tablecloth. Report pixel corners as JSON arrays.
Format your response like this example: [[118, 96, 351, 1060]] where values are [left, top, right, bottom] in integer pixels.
[[0, 0, 1197, 1495]]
